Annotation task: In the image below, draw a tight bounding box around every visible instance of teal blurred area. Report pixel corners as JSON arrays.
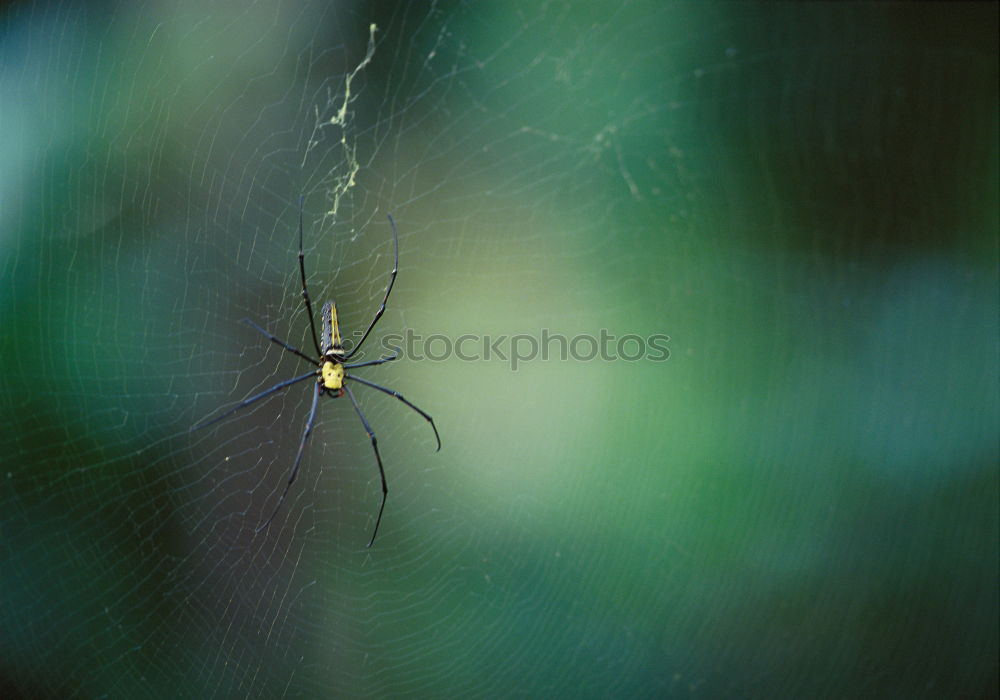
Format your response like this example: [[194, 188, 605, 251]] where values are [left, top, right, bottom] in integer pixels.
[[0, 2, 996, 697]]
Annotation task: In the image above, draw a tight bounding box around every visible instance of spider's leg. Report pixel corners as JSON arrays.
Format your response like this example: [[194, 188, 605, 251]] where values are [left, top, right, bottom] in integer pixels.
[[344, 345, 400, 370], [242, 318, 316, 365], [256, 380, 321, 533], [296, 195, 322, 357], [345, 214, 398, 360], [343, 384, 387, 548], [344, 374, 441, 451], [191, 369, 317, 431]]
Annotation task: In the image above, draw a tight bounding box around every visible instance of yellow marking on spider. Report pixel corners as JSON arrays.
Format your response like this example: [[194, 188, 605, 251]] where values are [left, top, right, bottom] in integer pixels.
[[321, 361, 344, 390], [328, 303, 342, 349], [321, 300, 344, 355]]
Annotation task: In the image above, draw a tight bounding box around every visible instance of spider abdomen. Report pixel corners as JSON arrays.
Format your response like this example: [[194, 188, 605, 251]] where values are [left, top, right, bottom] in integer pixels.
[[321, 300, 343, 355]]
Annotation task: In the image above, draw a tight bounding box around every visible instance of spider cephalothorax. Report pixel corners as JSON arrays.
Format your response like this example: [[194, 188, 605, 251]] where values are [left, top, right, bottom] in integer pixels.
[[320, 358, 345, 394]]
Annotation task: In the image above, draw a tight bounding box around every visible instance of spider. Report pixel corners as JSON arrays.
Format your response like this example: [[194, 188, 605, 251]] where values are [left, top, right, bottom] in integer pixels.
[[193, 198, 440, 547]]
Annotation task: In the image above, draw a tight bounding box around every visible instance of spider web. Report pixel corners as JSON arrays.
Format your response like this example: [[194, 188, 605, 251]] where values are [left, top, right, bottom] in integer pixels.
[[1, 2, 997, 698]]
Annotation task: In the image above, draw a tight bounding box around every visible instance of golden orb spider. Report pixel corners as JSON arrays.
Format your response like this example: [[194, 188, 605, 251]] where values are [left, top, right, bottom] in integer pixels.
[[193, 199, 440, 547]]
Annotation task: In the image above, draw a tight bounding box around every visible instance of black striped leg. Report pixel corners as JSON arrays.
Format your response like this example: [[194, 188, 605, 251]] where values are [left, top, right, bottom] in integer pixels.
[[242, 318, 316, 365], [256, 380, 321, 533], [343, 384, 387, 548], [344, 346, 400, 370], [345, 215, 398, 360], [345, 374, 441, 451], [191, 369, 317, 431], [296, 195, 322, 357]]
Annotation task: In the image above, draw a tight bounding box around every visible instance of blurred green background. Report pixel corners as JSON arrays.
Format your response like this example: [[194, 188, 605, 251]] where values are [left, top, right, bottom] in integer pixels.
[[1, 2, 996, 698]]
